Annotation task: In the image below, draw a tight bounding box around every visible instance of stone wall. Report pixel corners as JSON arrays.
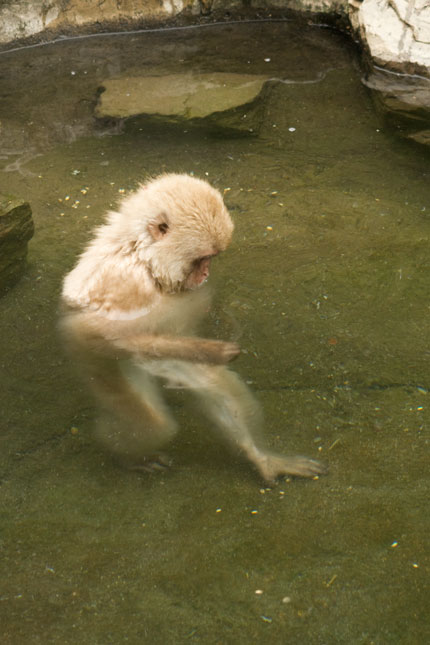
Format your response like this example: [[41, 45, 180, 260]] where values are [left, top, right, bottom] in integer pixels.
[[0, 0, 348, 47], [0, 0, 428, 80]]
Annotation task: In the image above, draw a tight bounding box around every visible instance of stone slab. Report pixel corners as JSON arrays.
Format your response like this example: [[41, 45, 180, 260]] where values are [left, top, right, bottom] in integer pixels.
[[0, 197, 34, 293], [95, 72, 269, 133]]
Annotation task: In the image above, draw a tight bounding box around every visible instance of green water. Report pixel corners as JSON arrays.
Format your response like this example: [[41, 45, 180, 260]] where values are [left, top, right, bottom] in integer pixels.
[[0, 21, 429, 644]]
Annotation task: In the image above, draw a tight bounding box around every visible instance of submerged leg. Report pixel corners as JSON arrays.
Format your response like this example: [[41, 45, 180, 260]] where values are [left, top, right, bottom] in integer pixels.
[[88, 357, 178, 469], [146, 360, 326, 482]]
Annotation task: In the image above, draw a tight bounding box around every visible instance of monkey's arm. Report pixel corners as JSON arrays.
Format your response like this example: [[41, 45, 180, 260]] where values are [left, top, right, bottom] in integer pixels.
[[60, 310, 239, 365], [113, 333, 239, 364]]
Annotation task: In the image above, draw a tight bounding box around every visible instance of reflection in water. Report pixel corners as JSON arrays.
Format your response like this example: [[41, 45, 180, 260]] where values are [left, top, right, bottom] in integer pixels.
[[0, 21, 428, 644], [2, 150, 42, 175]]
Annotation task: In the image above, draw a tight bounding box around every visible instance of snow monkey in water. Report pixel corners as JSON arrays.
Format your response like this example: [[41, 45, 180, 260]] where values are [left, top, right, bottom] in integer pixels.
[[60, 173, 326, 482]]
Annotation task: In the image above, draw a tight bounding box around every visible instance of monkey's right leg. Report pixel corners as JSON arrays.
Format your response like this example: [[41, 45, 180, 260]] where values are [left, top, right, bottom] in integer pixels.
[[145, 360, 326, 482], [201, 368, 327, 481], [86, 355, 178, 470]]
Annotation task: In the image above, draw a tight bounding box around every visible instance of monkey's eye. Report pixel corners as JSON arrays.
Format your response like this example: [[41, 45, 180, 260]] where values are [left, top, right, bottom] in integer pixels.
[[192, 256, 209, 268], [158, 222, 169, 235]]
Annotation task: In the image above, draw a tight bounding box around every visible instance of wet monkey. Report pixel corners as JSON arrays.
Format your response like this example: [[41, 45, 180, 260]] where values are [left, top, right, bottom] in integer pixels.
[[60, 174, 325, 482]]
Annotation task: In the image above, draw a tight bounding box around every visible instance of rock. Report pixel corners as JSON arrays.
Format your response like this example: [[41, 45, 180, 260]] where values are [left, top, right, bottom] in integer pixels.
[[0, 1, 347, 48], [363, 66, 430, 117], [0, 0, 198, 45], [0, 197, 34, 293], [351, 0, 430, 142], [95, 72, 269, 133], [355, 0, 430, 73], [407, 129, 430, 145]]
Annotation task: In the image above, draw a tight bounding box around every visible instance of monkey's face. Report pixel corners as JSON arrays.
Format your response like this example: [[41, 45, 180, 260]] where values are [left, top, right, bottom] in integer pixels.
[[148, 232, 220, 293], [122, 173, 234, 293], [184, 254, 217, 290]]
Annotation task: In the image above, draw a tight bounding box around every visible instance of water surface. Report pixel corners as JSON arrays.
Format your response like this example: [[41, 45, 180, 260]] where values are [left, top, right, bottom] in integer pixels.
[[0, 21, 429, 644]]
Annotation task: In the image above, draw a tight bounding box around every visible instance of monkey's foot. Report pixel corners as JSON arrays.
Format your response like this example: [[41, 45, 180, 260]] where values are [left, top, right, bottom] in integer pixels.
[[255, 454, 327, 483], [127, 453, 172, 473]]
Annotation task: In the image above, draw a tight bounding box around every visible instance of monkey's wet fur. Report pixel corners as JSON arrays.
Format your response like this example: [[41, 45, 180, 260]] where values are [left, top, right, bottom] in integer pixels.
[[60, 173, 326, 482]]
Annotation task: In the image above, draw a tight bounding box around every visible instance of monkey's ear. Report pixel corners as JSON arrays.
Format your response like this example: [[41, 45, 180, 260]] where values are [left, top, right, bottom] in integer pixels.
[[148, 213, 170, 241]]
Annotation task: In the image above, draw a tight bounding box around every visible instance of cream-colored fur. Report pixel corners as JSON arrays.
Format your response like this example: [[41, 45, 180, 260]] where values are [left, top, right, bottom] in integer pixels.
[[60, 173, 326, 481], [62, 173, 233, 312]]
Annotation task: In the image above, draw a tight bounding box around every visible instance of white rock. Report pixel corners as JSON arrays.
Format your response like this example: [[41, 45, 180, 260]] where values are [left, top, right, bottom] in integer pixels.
[[357, 0, 430, 70]]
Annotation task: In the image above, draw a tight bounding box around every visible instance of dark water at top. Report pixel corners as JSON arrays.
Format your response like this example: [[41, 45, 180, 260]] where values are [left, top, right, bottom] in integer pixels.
[[0, 21, 428, 644]]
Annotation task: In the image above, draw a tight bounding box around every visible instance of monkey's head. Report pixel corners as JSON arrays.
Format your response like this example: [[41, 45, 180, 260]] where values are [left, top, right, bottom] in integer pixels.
[[120, 173, 234, 293]]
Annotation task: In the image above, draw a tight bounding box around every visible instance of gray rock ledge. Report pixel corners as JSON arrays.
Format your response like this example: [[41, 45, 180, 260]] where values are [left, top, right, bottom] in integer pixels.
[[0, 197, 34, 293]]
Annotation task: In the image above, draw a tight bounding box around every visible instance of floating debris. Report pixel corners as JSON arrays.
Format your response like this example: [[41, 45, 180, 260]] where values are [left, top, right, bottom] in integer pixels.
[[260, 615, 272, 623], [328, 438, 341, 451]]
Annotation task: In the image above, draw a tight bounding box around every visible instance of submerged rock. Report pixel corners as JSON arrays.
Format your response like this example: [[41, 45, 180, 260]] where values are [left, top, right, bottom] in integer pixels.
[[407, 129, 430, 145], [362, 65, 430, 144], [95, 73, 269, 134], [363, 66, 430, 115], [0, 197, 34, 293]]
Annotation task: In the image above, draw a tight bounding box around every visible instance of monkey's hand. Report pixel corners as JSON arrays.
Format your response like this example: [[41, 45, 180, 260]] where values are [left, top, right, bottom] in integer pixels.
[[255, 453, 327, 483], [188, 339, 240, 364], [208, 340, 241, 364]]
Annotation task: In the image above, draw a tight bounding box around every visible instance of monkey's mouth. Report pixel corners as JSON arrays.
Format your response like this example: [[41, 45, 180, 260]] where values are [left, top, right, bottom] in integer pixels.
[[188, 276, 208, 291]]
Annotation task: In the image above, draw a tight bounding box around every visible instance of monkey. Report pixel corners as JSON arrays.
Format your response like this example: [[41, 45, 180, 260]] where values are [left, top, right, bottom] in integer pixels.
[[60, 173, 326, 483]]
